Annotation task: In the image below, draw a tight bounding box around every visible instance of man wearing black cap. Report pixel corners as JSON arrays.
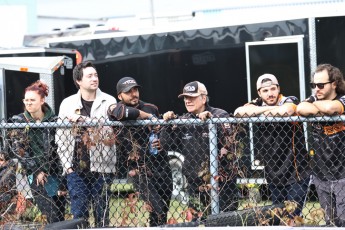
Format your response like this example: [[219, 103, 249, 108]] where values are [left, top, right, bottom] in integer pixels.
[[161, 81, 239, 218], [108, 77, 173, 226], [234, 74, 309, 218]]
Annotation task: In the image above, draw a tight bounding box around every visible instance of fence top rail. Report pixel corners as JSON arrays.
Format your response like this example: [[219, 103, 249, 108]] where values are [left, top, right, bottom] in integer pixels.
[[1, 115, 345, 129]]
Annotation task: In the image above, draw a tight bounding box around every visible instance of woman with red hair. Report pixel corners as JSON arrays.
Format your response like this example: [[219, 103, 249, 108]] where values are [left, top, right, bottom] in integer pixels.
[[11, 80, 65, 223]]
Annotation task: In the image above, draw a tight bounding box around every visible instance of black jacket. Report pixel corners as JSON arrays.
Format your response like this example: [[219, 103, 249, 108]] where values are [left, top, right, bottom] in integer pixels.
[[160, 105, 238, 188], [108, 100, 170, 178]]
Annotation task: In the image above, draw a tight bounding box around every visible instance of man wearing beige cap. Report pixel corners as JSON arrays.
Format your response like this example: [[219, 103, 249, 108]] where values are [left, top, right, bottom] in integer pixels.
[[234, 74, 309, 218], [235, 74, 296, 115], [161, 81, 239, 218]]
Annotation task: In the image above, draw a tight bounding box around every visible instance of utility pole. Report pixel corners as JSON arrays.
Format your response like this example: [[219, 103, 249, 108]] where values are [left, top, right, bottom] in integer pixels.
[[150, 0, 155, 26]]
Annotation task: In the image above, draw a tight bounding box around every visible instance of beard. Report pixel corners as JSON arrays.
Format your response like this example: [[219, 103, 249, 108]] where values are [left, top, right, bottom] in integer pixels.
[[124, 97, 139, 106], [262, 96, 278, 106], [316, 90, 332, 100]]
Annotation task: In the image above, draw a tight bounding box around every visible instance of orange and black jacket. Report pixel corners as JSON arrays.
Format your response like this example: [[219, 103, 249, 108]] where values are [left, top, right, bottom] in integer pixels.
[[255, 95, 310, 185], [310, 94, 345, 181]]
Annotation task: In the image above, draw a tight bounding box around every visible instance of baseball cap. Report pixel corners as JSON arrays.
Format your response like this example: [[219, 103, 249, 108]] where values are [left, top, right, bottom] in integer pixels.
[[178, 81, 208, 98], [116, 77, 141, 95], [256, 74, 279, 90]]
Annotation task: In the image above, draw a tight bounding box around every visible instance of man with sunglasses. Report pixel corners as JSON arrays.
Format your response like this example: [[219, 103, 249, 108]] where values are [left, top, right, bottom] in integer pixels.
[[297, 64, 345, 227], [235, 74, 309, 219]]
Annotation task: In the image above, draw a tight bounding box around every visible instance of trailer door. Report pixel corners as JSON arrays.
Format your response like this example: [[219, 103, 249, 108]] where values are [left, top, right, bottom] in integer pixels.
[[0, 56, 65, 119], [245, 35, 306, 170]]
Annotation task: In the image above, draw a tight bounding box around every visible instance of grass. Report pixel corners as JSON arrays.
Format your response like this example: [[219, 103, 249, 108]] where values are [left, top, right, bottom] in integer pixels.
[[105, 197, 326, 227], [110, 183, 134, 193], [16, 187, 327, 227], [107, 197, 188, 227], [239, 199, 326, 226]]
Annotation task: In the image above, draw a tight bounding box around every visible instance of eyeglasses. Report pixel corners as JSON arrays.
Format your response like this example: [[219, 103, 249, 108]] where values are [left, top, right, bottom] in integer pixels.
[[23, 99, 34, 104], [310, 81, 334, 89]]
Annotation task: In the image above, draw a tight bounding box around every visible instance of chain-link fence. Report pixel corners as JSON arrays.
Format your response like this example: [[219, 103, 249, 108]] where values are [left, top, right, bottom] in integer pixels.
[[1, 116, 345, 227]]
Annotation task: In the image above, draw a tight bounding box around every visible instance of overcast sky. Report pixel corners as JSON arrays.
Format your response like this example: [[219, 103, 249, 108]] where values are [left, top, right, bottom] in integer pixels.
[[35, 0, 345, 33], [2, 0, 344, 47], [35, 0, 242, 32], [36, 0, 239, 19]]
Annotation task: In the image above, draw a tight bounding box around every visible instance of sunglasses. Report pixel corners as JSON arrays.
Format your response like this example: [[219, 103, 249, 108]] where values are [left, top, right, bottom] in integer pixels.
[[310, 81, 334, 89]]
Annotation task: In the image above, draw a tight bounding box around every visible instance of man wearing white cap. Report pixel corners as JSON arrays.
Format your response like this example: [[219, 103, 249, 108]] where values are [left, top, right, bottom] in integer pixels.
[[161, 81, 239, 218], [235, 74, 309, 218]]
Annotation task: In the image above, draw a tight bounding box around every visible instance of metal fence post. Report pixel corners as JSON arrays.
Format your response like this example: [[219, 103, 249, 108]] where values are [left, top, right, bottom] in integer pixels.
[[209, 122, 219, 214]]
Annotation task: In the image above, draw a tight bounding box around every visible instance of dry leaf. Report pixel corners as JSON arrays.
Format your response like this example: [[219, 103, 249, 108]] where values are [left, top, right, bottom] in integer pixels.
[[128, 169, 139, 177], [143, 203, 153, 213], [284, 200, 297, 213], [167, 218, 178, 225], [202, 173, 211, 182], [79, 160, 87, 169], [103, 138, 116, 146], [18, 148, 25, 157], [310, 208, 325, 221], [214, 175, 224, 182], [128, 151, 140, 161], [220, 147, 228, 158], [185, 209, 193, 222], [294, 216, 304, 226], [82, 132, 90, 145], [286, 218, 295, 227]]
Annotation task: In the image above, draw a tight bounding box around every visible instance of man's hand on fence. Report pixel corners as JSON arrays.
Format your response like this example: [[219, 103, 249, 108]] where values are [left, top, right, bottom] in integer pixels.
[[36, 171, 48, 186], [67, 167, 74, 174], [163, 111, 177, 121], [148, 115, 161, 133], [151, 138, 162, 151], [68, 114, 90, 122], [58, 190, 68, 196], [197, 111, 213, 121]]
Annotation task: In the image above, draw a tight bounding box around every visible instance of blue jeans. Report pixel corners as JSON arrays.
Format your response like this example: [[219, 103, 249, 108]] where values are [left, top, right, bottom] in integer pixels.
[[269, 177, 310, 216], [66, 172, 112, 227]]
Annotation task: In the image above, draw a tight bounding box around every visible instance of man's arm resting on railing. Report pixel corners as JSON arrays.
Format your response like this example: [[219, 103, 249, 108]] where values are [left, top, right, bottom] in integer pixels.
[[108, 103, 153, 121], [296, 101, 320, 116], [296, 100, 342, 116], [234, 105, 280, 117], [263, 103, 296, 117], [313, 100, 344, 115]]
